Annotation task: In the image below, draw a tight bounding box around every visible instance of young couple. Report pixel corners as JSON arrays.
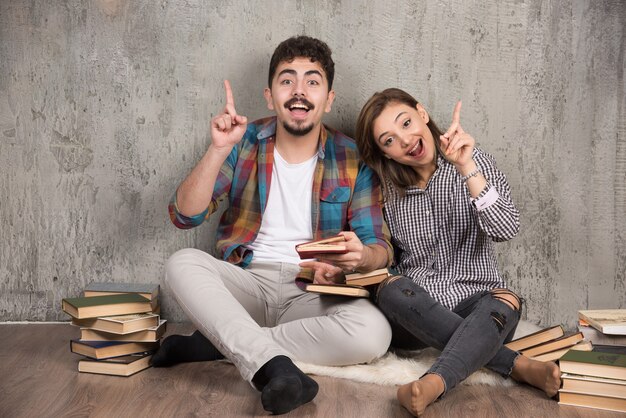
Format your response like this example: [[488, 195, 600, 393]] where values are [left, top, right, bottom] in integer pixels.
[[154, 35, 560, 416]]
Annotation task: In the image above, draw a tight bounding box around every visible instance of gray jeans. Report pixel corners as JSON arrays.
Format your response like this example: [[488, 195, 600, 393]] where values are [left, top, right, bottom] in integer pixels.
[[376, 276, 521, 393], [165, 248, 392, 382]]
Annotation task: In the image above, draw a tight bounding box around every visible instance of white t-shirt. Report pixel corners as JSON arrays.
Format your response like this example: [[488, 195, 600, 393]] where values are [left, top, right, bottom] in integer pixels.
[[247, 148, 316, 264]]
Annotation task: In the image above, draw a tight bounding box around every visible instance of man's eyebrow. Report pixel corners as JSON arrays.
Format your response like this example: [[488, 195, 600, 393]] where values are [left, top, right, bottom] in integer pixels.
[[305, 70, 323, 78], [377, 112, 407, 143], [277, 69, 297, 77]]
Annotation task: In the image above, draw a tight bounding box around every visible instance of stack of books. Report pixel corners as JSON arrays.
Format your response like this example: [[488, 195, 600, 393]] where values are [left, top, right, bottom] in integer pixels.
[[504, 325, 591, 362], [62, 282, 163, 376], [554, 309, 626, 413], [558, 349, 626, 413], [578, 309, 626, 346]]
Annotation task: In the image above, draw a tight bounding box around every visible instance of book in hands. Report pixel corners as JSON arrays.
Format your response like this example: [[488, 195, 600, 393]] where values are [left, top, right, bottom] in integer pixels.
[[70, 339, 160, 360], [345, 268, 392, 287], [62, 293, 153, 319], [504, 324, 564, 352], [578, 309, 626, 335], [79, 320, 167, 342], [71, 313, 160, 335], [295, 236, 348, 259], [83, 282, 160, 301], [305, 283, 370, 298], [78, 352, 154, 376]]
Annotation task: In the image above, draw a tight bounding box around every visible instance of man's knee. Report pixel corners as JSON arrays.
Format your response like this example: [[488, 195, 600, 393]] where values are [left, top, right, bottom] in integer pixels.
[[165, 248, 207, 286], [345, 302, 392, 362]]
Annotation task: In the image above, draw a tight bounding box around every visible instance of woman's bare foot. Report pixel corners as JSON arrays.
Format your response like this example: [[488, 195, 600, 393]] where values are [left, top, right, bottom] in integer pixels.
[[397, 374, 445, 417], [510, 354, 561, 397]]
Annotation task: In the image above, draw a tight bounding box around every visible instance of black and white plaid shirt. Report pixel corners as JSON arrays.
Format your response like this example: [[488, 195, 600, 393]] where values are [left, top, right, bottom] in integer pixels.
[[383, 148, 520, 310]]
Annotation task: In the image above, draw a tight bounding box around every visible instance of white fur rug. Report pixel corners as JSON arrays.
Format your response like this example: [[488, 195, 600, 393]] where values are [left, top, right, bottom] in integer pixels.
[[295, 320, 540, 387]]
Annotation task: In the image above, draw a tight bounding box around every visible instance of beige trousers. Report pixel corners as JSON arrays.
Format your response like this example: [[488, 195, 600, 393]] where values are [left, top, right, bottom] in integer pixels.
[[165, 248, 392, 382]]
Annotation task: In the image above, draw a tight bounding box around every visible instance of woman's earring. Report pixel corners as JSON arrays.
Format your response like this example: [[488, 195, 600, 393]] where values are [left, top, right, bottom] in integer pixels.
[[384, 154, 392, 159]]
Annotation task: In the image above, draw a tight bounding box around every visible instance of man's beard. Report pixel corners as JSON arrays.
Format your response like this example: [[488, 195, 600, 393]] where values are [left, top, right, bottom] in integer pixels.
[[282, 120, 315, 136]]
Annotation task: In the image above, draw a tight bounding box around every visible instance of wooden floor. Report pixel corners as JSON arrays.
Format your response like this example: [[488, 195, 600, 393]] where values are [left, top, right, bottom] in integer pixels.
[[1, 323, 623, 418]]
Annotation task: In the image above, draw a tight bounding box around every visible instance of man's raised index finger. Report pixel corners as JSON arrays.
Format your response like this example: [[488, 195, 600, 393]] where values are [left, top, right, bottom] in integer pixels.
[[224, 79, 235, 106], [452, 100, 462, 124]]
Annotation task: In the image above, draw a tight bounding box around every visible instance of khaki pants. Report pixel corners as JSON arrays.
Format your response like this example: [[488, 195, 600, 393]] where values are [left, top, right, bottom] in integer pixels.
[[165, 248, 392, 382]]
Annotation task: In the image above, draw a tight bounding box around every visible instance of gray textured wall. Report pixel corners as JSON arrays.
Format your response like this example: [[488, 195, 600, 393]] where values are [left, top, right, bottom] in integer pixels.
[[1, 0, 624, 327]]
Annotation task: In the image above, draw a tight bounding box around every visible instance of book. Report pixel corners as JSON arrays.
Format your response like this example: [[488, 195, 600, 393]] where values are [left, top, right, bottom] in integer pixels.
[[79, 320, 166, 342], [344, 268, 392, 287], [530, 340, 593, 362], [305, 283, 370, 298], [593, 344, 626, 355], [70, 339, 160, 360], [559, 350, 626, 380], [504, 325, 564, 352], [71, 313, 160, 334], [579, 322, 626, 345], [78, 352, 153, 376], [561, 373, 626, 399], [578, 310, 626, 335], [83, 282, 160, 301], [62, 293, 153, 319], [520, 332, 584, 358], [558, 391, 626, 413], [296, 236, 348, 259]]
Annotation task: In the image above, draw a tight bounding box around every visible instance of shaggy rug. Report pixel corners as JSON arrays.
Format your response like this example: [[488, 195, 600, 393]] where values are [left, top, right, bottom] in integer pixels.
[[295, 320, 541, 387]]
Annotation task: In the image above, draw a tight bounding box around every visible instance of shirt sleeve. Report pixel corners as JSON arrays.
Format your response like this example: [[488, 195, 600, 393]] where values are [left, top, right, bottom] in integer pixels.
[[168, 146, 238, 230], [470, 149, 520, 242], [349, 162, 393, 263]]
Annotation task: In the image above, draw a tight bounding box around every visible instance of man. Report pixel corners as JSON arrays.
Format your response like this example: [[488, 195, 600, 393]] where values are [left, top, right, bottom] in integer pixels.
[[153, 36, 392, 415]]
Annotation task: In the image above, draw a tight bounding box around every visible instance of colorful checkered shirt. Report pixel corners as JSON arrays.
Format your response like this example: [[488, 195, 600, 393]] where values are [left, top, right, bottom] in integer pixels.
[[169, 116, 392, 268]]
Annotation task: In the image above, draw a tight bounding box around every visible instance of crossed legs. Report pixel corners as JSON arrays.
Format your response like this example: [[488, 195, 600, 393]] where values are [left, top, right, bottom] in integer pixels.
[[377, 276, 560, 417]]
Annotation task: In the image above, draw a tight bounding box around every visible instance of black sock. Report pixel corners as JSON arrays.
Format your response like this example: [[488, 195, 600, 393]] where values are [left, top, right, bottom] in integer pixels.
[[150, 330, 224, 367], [252, 355, 318, 415]]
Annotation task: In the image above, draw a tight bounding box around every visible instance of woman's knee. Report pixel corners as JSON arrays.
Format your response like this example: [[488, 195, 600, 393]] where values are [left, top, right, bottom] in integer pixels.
[[489, 289, 522, 312]]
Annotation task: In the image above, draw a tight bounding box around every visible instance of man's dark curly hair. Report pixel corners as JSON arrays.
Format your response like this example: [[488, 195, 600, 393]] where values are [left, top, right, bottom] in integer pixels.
[[268, 36, 335, 91]]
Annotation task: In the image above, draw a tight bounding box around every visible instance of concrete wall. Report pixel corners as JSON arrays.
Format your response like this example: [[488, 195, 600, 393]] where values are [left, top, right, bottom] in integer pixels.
[[1, 0, 624, 327]]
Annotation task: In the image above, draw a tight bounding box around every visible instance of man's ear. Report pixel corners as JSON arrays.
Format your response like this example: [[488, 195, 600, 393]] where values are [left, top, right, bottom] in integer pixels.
[[324, 90, 336, 113], [264, 87, 274, 111], [416, 103, 430, 124]]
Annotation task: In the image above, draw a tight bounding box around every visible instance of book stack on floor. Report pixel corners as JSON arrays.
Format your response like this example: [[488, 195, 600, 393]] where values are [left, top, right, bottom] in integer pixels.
[[556, 309, 626, 413], [62, 282, 164, 376], [504, 324, 591, 362], [578, 309, 626, 347], [558, 348, 626, 413]]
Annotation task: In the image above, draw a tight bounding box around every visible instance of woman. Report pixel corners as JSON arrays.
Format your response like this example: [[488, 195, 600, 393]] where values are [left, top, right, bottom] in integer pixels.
[[354, 88, 560, 416]]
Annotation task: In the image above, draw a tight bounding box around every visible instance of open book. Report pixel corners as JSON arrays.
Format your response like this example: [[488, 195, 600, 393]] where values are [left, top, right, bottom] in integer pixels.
[[296, 236, 348, 259]]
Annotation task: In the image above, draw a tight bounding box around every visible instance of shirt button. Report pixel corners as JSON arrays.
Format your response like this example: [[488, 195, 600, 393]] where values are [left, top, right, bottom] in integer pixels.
[[425, 210, 430, 215]]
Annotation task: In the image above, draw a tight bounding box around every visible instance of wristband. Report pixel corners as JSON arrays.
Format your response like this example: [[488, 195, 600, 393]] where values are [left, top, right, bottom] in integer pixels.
[[461, 167, 481, 182]]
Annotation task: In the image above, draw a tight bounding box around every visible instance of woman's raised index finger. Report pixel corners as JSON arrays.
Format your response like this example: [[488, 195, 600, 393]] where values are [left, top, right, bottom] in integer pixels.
[[452, 100, 462, 124]]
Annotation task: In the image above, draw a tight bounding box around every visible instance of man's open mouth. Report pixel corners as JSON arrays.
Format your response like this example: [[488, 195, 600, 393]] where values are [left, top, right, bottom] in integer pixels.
[[285, 98, 314, 114]]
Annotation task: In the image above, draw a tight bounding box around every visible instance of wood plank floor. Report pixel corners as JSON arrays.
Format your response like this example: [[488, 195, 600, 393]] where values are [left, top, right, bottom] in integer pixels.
[[1, 323, 623, 418]]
